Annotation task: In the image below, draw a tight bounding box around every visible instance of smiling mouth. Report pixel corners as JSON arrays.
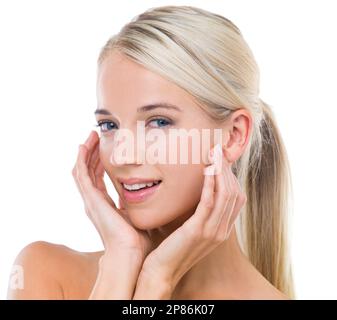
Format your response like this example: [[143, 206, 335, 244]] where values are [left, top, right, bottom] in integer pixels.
[[120, 179, 163, 204], [121, 180, 162, 192]]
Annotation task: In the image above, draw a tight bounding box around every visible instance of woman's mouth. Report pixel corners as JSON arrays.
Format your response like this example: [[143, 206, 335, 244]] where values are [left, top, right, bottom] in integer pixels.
[[121, 180, 162, 203]]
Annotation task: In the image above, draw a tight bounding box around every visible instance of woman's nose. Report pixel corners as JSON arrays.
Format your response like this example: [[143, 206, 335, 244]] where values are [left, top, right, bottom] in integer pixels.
[[109, 146, 141, 166], [109, 132, 146, 166]]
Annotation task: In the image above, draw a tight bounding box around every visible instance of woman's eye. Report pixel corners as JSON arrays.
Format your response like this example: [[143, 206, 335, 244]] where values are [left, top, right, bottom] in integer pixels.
[[96, 118, 172, 132], [96, 121, 116, 132], [148, 118, 172, 128]]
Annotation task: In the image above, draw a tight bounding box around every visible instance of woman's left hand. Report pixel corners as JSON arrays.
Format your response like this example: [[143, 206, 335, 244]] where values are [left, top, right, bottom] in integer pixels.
[[134, 144, 247, 298]]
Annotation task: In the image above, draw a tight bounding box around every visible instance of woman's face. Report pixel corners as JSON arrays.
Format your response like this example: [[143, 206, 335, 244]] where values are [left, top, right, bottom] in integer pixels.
[[96, 50, 226, 230]]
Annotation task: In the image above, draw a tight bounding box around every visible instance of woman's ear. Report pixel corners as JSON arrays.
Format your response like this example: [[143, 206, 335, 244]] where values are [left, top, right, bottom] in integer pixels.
[[222, 108, 252, 163]]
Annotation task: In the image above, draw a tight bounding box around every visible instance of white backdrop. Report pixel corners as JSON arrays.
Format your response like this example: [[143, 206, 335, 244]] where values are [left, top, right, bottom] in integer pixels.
[[0, 0, 336, 299]]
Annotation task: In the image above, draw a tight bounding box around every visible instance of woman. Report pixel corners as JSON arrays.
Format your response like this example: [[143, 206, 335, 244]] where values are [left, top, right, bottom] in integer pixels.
[[7, 5, 294, 299]]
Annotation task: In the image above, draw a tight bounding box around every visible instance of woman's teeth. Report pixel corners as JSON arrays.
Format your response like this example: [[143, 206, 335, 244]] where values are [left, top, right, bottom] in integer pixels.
[[122, 180, 161, 191]]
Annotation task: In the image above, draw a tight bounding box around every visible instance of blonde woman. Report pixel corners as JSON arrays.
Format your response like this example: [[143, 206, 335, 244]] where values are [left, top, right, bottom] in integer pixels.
[[7, 5, 294, 300]]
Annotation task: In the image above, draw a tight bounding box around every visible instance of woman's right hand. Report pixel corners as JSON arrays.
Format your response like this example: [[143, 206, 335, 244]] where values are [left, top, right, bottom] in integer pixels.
[[72, 130, 153, 263]]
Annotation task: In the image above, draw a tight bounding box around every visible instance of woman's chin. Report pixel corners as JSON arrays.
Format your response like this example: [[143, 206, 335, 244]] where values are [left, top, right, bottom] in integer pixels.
[[126, 209, 173, 230], [125, 211, 155, 230]]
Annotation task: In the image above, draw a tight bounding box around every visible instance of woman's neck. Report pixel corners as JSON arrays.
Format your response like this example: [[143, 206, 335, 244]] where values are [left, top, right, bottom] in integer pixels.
[[172, 227, 251, 298], [147, 215, 252, 299]]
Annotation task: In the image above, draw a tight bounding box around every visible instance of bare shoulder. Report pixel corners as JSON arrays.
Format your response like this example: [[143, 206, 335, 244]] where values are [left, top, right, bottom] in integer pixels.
[[7, 241, 104, 300], [252, 283, 290, 300], [243, 266, 291, 300], [205, 258, 292, 300]]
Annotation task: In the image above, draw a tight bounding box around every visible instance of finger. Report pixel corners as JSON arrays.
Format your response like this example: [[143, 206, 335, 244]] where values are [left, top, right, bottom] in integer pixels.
[[192, 163, 215, 222], [215, 156, 237, 231], [93, 158, 116, 208], [224, 187, 247, 240], [88, 142, 100, 185], [95, 156, 105, 179], [90, 134, 102, 172], [204, 144, 230, 229], [89, 139, 100, 169], [218, 192, 245, 240], [77, 144, 117, 214], [222, 165, 239, 222], [73, 144, 96, 217], [83, 130, 99, 185], [72, 168, 84, 201], [84, 131, 99, 166], [95, 159, 108, 193], [215, 148, 232, 226], [217, 173, 246, 239], [211, 142, 239, 230], [118, 197, 126, 210], [218, 189, 238, 237], [76, 144, 95, 194]]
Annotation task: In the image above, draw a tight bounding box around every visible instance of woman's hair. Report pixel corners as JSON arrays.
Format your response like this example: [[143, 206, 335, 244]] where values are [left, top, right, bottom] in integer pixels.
[[97, 5, 295, 298]]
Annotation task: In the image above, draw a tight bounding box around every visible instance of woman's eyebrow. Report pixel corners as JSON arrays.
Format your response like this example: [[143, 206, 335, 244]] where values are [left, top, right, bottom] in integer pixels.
[[94, 102, 182, 115]]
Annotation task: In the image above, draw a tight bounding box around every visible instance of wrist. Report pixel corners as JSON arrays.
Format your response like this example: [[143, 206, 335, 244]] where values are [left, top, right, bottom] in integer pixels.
[[89, 251, 143, 300], [104, 244, 144, 262], [133, 267, 173, 300], [99, 250, 144, 282]]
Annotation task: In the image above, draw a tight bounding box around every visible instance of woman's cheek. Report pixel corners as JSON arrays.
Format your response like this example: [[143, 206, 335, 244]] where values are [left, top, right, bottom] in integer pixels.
[[128, 167, 203, 230], [124, 182, 177, 228], [123, 178, 184, 230], [175, 166, 205, 210]]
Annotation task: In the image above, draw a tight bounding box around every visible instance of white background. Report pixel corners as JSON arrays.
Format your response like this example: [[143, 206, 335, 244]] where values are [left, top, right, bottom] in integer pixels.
[[0, 0, 336, 300]]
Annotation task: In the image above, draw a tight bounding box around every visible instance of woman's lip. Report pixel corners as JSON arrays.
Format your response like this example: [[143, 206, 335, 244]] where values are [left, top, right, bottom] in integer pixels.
[[118, 177, 162, 185], [122, 181, 162, 203]]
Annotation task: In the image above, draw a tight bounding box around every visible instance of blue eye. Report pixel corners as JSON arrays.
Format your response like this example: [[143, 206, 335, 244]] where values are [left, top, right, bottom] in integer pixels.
[[148, 118, 172, 128], [96, 117, 172, 132], [96, 120, 116, 132]]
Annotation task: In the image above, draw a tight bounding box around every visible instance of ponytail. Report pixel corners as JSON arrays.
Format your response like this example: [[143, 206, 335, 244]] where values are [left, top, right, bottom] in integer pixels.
[[244, 99, 295, 298]]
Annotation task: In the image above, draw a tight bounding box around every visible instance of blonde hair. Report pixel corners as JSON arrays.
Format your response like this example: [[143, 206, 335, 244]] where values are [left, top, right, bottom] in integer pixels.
[[97, 5, 295, 298]]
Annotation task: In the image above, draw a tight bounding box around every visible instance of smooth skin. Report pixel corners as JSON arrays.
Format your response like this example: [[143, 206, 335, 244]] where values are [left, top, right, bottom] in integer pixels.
[[7, 51, 288, 300]]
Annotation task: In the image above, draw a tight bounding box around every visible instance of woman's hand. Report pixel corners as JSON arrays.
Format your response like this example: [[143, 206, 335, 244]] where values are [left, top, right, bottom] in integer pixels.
[[72, 130, 153, 261], [133, 143, 247, 298]]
